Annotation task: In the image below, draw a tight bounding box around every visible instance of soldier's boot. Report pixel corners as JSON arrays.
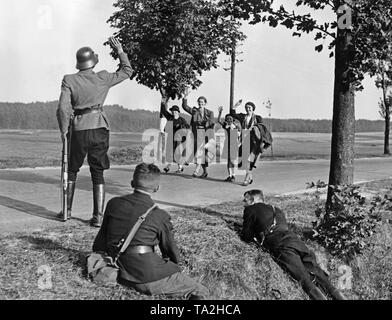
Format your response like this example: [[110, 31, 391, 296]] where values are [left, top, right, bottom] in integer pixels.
[[90, 184, 105, 228], [188, 294, 205, 300], [326, 286, 347, 300], [307, 286, 328, 300], [57, 181, 76, 220]]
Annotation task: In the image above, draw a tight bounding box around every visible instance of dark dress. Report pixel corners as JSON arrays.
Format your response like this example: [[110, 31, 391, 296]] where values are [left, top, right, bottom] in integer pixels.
[[218, 118, 241, 168], [160, 102, 190, 164], [230, 109, 263, 169]]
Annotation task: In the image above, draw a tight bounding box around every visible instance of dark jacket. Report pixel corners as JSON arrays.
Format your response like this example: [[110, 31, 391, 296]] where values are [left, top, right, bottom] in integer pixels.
[[241, 203, 311, 254], [182, 99, 215, 131], [92, 191, 181, 283], [230, 108, 262, 130], [160, 102, 190, 133], [252, 123, 273, 151], [242, 203, 288, 243]]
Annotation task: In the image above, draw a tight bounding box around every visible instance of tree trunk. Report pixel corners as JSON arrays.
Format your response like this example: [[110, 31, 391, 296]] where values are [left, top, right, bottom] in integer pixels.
[[326, 25, 355, 207], [384, 108, 390, 155], [381, 78, 391, 155]]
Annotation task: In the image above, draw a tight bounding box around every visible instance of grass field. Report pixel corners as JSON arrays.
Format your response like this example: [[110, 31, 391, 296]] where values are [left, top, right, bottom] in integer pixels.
[[0, 130, 391, 300], [1, 179, 391, 300], [0, 130, 387, 169]]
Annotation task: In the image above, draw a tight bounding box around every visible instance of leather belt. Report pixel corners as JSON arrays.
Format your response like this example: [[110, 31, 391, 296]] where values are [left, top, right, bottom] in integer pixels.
[[128, 245, 154, 254], [74, 105, 103, 116]]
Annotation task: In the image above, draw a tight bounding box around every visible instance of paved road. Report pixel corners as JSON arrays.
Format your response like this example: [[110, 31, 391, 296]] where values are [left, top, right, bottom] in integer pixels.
[[0, 158, 391, 235]]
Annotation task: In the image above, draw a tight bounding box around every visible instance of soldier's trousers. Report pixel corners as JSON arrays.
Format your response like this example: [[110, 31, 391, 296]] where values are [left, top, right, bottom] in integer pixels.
[[267, 233, 335, 295], [120, 271, 209, 299], [68, 128, 109, 185]]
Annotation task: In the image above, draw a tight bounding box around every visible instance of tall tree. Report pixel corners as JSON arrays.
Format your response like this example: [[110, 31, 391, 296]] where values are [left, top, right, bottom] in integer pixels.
[[107, 0, 245, 130], [377, 75, 392, 155], [364, 41, 392, 155], [219, 0, 392, 207]]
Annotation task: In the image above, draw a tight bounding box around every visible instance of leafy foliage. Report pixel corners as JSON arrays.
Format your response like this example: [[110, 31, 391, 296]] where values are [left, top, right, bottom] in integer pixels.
[[378, 97, 392, 120], [219, 0, 392, 91], [107, 0, 245, 99], [312, 185, 384, 261]]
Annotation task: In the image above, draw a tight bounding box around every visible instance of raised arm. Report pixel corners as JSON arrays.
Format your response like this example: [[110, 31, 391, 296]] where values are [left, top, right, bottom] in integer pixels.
[[230, 99, 243, 119], [181, 87, 193, 115], [104, 37, 134, 87], [160, 93, 172, 120], [217, 106, 225, 126]]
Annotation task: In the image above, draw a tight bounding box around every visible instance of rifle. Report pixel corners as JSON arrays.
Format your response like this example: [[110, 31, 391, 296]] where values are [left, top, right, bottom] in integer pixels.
[[60, 118, 73, 221]]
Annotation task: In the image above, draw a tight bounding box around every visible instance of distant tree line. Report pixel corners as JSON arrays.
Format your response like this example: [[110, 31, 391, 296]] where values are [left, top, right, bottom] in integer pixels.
[[263, 118, 385, 133], [0, 101, 385, 133]]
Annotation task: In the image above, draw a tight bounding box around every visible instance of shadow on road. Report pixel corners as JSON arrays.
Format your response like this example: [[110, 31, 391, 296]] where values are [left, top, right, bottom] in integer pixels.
[[0, 170, 128, 195], [162, 172, 193, 180], [0, 195, 59, 221], [0, 170, 59, 185]]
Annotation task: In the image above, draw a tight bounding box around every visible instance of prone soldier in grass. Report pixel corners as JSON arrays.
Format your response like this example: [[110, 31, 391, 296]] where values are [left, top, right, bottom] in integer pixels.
[[241, 189, 346, 300], [56, 37, 133, 227]]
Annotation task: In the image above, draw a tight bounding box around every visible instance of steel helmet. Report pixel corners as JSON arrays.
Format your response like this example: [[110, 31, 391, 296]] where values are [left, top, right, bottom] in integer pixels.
[[76, 47, 99, 70]]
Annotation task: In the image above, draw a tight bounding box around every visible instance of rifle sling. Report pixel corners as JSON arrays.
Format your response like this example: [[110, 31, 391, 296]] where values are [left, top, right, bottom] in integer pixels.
[[114, 204, 157, 263]]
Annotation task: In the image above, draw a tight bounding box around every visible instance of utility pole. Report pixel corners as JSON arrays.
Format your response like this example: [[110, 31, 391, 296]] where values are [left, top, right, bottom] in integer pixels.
[[224, 39, 243, 112], [263, 99, 273, 158], [229, 42, 236, 110]]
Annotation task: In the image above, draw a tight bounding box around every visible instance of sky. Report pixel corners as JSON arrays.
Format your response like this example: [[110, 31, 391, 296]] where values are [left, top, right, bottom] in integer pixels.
[[0, 0, 384, 120]]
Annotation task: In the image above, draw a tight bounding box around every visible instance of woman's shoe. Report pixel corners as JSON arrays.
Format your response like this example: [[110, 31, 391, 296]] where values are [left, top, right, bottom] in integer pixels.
[[224, 176, 232, 182], [230, 176, 236, 182], [200, 172, 208, 178], [243, 179, 253, 186], [163, 167, 170, 173], [243, 174, 253, 186], [176, 166, 184, 173]]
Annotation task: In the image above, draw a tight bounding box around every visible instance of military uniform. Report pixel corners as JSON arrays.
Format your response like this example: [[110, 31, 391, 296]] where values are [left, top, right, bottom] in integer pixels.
[[93, 190, 209, 299], [56, 50, 133, 225], [242, 202, 345, 300]]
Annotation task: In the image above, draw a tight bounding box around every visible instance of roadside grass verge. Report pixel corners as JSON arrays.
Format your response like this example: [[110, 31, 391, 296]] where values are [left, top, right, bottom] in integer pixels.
[[0, 146, 144, 169], [1, 180, 391, 300]]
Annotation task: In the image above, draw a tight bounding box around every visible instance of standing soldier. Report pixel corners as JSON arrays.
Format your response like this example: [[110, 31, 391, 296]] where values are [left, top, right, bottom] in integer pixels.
[[56, 37, 134, 227]]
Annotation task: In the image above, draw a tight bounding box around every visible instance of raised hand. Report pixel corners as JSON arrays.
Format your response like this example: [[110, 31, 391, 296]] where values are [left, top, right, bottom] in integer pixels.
[[233, 99, 242, 108], [182, 86, 190, 99], [218, 106, 224, 114], [161, 87, 169, 100], [109, 37, 124, 53]]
